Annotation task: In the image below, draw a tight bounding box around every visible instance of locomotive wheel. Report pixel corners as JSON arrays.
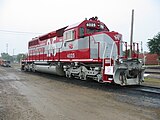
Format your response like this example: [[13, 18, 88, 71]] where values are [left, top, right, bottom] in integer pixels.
[[79, 72, 86, 80], [66, 70, 72, 79], [119, 72, 126, 86], [32, 68, 36, 72], [32, 64, 36, 72], [138, 73, 142, 85], [24, 67, 28, 72], [97, 74, 103, 83], [21, 65, 25, 71]]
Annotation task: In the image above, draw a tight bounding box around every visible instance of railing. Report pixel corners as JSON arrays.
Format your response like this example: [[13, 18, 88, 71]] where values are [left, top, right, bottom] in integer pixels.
[[109, 42, 116, 66], [123, 41, 139, 59], [89, 35, 100, 60]]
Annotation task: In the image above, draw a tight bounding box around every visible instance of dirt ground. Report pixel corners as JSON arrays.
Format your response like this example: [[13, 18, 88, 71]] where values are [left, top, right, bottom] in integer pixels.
[[0, 64, 160, 120]]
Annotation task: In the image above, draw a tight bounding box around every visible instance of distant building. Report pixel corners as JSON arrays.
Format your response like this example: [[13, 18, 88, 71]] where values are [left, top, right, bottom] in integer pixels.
[[139, 53, 159, 65]]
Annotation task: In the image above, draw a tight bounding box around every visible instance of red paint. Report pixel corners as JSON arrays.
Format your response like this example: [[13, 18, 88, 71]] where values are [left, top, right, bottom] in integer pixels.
[[22, 17, 141, 83]]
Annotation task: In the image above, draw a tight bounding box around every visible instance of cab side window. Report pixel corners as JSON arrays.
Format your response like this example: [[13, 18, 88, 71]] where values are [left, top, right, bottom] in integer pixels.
[[64, 30, 75, 41], [79, 27, 84, 37]]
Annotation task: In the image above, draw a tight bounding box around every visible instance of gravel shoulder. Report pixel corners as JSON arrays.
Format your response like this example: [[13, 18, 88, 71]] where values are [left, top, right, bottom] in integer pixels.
[[0, 65, 160, 120]]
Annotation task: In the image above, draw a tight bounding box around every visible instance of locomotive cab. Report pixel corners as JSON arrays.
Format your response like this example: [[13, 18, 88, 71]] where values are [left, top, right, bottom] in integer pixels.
[[78, 17, 109, 38]]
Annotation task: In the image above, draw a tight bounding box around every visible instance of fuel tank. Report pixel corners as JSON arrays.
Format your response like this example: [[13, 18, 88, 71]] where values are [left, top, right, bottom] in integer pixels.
[[35, 65, 65, 76]]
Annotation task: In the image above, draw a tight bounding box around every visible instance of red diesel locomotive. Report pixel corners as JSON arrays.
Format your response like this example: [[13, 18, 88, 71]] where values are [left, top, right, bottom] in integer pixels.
[[21, 17, 145, 85]]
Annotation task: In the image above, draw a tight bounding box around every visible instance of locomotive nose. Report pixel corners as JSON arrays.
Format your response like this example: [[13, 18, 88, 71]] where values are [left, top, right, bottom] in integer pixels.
[[113, 59, 145, 86]]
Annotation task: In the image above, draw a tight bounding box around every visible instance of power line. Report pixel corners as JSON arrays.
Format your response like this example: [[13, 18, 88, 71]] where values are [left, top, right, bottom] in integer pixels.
[[0, 29, 42, 34]]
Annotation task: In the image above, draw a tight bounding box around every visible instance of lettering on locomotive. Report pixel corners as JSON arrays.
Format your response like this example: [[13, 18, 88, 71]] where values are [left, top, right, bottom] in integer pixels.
[[21, 16, 145, 86]]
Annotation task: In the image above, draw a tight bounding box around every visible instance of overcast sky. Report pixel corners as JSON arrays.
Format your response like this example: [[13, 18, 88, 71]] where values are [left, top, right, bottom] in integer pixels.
[[0, 0, 160, 55]]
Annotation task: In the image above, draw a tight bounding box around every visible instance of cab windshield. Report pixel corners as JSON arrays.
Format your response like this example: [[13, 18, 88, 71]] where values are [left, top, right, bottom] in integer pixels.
[[86, 28, 104, 34], [86, 28, 103, 34]]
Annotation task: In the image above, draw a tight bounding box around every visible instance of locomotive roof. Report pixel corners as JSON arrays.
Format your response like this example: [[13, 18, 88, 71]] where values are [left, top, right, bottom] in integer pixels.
[[65, 17, 109, 31], [65, 22, 81, 30], [30, 17, 109, 42], [30, 26, 68, 41]]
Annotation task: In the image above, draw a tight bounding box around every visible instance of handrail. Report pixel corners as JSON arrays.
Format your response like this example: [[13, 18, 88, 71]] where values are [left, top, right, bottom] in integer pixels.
[[90, 35, 100, 60], [109, 42, 115, 66], [102, 43, 107, 69]]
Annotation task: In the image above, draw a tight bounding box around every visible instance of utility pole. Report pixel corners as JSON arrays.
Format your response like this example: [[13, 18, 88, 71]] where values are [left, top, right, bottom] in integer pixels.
[[13, 49, 15, 63], [141, 41, 143, 53], [13, 49, 15, 56], [130, 9, 134, 58], [6, 43, 8, 54]]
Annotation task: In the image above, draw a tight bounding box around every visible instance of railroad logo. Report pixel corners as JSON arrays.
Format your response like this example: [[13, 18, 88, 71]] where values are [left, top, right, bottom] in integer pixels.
[[67, 53, 75, 58], [68, 43, 73, 49]]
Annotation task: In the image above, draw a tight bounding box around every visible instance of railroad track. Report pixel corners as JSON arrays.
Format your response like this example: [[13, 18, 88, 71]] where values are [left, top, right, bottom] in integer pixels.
[[145, 66, 160, 74], [132, 85, 160, 95], [145, 71, 160, 74]]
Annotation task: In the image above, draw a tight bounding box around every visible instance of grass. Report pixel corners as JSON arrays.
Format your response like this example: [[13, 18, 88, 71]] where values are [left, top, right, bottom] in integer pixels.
[[144, 77, 160, 87]]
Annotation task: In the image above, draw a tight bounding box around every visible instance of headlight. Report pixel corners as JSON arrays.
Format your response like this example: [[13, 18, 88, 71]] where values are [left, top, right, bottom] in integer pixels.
[[86, 23, 96, 27]]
